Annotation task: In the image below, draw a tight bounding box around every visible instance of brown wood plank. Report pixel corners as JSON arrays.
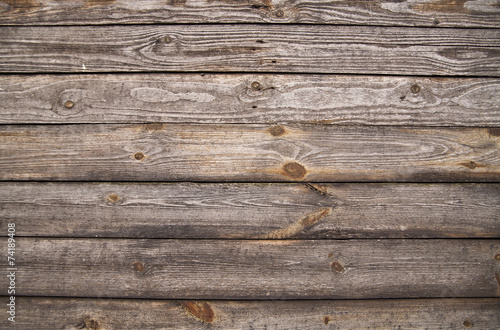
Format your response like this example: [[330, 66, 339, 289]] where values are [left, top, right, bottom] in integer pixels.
[[1, 238, 499, 299], [2, 74, 500, 126], [1, 182, 498, 239], [0, 124, 499, 182], [1, 25, 499, 75], [0, 0, 499, 28], [1, 297, 499, 329]]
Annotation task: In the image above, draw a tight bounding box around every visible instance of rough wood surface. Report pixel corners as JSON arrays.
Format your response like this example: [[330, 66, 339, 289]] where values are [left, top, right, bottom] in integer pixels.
[[0, 124, 498, 182], [0, 0, 499, 28], [1, 238, 499, 299], [1, 25, 499, 76], [2, 74, 500, 126], [1, 182, 498, 239], [1, 297, 499, 329]]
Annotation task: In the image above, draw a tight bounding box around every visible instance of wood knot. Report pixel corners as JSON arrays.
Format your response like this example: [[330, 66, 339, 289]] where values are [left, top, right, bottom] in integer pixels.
[[64, 100, 75, 109], [330, 261, 345, 273], [411, 84, 421, 93], [132, 261, 146, 273], [462, 161, 477, 169], [275, 9, 284, 17], [269, 125, 285, 136], [78, 316, 101, 330], [463, 319, 472, 328], [494, 254, 500, 261], [282, 162, 307, 179], [107, 193, 120, 203], [134, 152, 145, 161], [251, 81, 261, 90], [181, 301, 214, 323], [323, 316, 331, 325]]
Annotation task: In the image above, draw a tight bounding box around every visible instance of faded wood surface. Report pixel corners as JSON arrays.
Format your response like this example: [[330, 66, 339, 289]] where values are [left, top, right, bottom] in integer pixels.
[[2, 74, 500, 126], [1, 238, 499, 299], [1, 182, 499, 239], [0, 124, 498, 182], [1, 25, 499, 76], [1, 0, 499, 28], [1, 297, 499, 329]]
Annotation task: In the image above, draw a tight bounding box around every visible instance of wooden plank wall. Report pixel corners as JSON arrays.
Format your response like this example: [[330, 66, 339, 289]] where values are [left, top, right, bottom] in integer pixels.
[[0, 0, 499, 328]]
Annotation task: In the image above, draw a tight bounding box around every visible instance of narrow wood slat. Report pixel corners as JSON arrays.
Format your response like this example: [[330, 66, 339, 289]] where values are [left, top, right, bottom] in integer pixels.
[[0, 124, 499, 182], [2, 74, 500, 126], [1, 25, 499, 75], [1, 238, 499, 299], [0, 0, 499, 28], [1, 182, 498, 239], [1, 297, 499, 329]]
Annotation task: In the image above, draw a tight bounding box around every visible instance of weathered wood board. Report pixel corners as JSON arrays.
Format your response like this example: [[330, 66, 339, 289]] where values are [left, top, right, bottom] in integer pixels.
[[1, 183, 499, 239], [1, 297, 499, 329], [1, 124, 498, 182], [1, 74, 500, 126], [1, 25, 499, 75], [1, 0, 499, 28], [1, 238, 499, 299]]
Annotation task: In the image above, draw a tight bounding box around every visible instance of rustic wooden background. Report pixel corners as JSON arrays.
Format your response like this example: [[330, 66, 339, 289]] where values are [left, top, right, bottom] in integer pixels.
[[0, 0, 499, 328]]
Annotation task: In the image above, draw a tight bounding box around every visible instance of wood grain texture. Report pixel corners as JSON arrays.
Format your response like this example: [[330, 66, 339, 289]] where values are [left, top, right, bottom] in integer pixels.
[[0, 0, 499, 28], [0, 124, 499, 182], [1, 238, 499, 299], [1, 297, 499, 329], [1, 182, 499, 239], [1, 25, 499, 76], [2, 74, 500, 126]]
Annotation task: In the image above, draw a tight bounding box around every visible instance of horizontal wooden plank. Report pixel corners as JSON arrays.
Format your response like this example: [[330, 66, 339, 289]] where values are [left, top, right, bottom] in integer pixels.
[[2, 238, 499, 299], [1, 25, 499, 75], [0, 124, 498, 182], [1, 183, 499, 239], [2, 297, 499, 329], [2, 74, 500, 126], [0, 0, 499, 28]]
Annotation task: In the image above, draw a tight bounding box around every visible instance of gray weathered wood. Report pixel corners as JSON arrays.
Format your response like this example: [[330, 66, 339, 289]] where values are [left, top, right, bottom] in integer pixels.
[[1, 297, 499, 329], [2, 74, 500, 126], [1, 25, 499, 75], [0, 124, 498, 182], [1, 238, 499, 299], [0, 0, 499, 28], [1, 182, 498, 239]]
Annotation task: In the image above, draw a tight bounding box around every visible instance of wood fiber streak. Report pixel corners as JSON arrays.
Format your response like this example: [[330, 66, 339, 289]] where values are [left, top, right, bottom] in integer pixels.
[[0, 297, 499, 329], [1, 182, 499, 239], [0, 0, 499, 27], [1, 238, 499, 299], [1, 74, 500, 126], [0, 124, 498, 182], [0, 26, 499, 75]]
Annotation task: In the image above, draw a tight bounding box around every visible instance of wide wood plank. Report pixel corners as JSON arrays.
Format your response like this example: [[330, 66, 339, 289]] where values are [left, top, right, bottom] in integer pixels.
[[1, 297, 499, 329], [1, 183, 498, 239], [0, 0, 499, 28], [2, 74, 500, 126], [1, 25, 499, 76], [2, 238, 499, 299], [0, 124, 499, 182]]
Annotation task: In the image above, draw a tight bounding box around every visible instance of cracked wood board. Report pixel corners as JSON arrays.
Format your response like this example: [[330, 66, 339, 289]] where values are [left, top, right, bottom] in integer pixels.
[[1, 182, 498, 239], [1, 74, 500, 126], [1, 25, 499, 75], [1, 238, 499, 299], [0, 124, 499, 182]]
